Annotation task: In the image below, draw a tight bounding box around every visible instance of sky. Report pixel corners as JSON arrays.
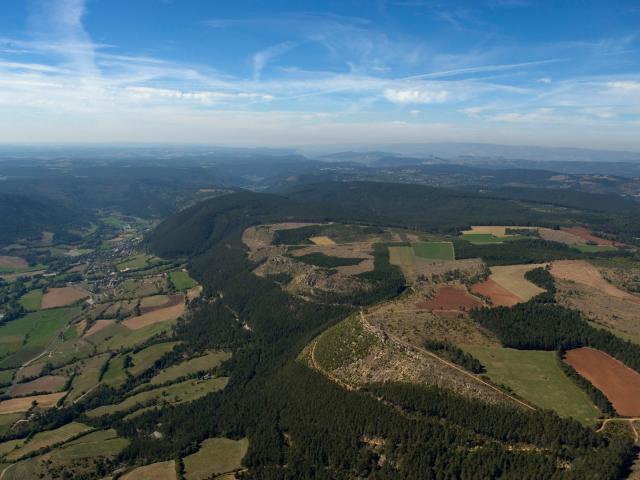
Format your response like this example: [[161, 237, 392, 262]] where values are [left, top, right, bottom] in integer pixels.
[[1, 0, 640, 150]]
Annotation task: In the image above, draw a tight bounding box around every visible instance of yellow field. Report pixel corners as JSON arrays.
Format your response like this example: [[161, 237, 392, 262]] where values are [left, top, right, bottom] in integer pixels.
[[461, 225, 537, 238], [489, 264, 547, 302], [183, 437, 249, 480], [121, 460, 176, 480], [0, 392, 65, 414], [309, 235, 335, 246]]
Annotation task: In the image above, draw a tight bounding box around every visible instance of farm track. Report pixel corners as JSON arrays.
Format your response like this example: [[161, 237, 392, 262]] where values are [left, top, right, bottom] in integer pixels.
[[358, 311, 536, 411], [597, 418, 640, 443]]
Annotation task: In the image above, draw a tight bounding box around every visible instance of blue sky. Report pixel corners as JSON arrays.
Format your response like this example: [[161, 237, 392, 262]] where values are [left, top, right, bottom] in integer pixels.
[[1, 0, 640, 149]]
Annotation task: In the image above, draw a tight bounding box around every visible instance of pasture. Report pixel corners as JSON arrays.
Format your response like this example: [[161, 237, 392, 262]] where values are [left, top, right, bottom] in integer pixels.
[[2, 422, 91, 461], [9, 375, 67, 397], [413, 241, 454, 261], [183, 437, 249, 480], [463, 346, 600, 425], [169, 271, 198, 291], [0, 307, 80, 368], [565, 347, 640, 417], [122, 461, 176, 480], [63, 353, 110, 404], [103, 342, 178, 387], [18, 289, 42, 311], [87, 376, 229, 417], [117, 253, 156, 271], [460, 233, 502, 244], [150, 351, 231, 385]]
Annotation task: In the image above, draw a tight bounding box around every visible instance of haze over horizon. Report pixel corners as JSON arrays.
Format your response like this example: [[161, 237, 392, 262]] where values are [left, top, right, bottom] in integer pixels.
[[2, 0, 640, 151]]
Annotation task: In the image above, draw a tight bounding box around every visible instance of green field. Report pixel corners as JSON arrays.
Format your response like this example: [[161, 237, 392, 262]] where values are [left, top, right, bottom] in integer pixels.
[[183, 437, 249, 480], [0, 307, 81, 368], [0, 413, 21, 435], [460, 233, 502, 244], [388, 246, 415, 266], [117, 253, 155, 271], [87, 376, 229, 417], [150, 351, 231, 385], [572, 244, 618, 253], [2, 422, 91, 461], [18, 289, 43, 311], [412, 241, 454, 260], [0, 370, 14, 386], [103, 342, 178, 387], [169, 271, 198, 291], [63, 354, 111, 404], [463, 346, 600, 425]]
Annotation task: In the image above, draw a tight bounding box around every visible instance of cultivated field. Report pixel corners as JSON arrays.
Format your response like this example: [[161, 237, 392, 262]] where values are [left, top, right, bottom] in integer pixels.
[[461, 226, 536, 238], [560, 226, 615, 246], [8, 375, 67, 397], [0, 256, 28, 269], [551, 260, 640, 304], [565, 347, 640, 417], [471, 279, 520, 307], [0, 392, 65, 414], [122, 300, 185, 330], [464, 346, 600, 425], [309, 235, 336, 246], [122, 461, 176, 480], [415, 286, 482, 314], [537, 227, 585, 245], [41, 286, 89, 309], [183, 437, 249, 480], [487, 264, 546, 302]]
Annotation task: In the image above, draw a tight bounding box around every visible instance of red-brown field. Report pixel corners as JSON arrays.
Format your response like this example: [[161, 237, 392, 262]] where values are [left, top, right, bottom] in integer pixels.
[[565, 347, 640, 416], [471, 279, 520, 307], [140, 294, 182, 315], [560, 227, 615, 246], [0, 256, 28, 269], [41, 286, 90, 309], [415, 286, 482, 314], [9, 375, 68, 397]]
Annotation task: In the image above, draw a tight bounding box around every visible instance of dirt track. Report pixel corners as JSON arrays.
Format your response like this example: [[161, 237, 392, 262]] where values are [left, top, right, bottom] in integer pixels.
[[565, 347, 640, 417]]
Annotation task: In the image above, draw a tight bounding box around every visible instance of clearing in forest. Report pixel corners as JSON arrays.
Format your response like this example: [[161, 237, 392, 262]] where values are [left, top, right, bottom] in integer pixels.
[[41, 286, 89, 309], [169, 270, 198, 291], [183, 437, 249, 480], [464, 346, 600, 425], [309, 235, 336, 246], [413, 241, 454, 261], [564, 347, 640, 417]]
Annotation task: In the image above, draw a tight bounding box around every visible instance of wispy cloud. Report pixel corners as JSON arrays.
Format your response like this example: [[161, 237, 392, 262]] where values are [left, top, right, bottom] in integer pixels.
[[252, 41, 296, 80]]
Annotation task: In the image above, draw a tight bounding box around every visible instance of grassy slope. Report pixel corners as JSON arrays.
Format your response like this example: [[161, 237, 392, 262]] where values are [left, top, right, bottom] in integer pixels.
[[150, 351, 231, 385], [18, 289, 42, 311], [183, 437, 249, 480], [169, 271, 198, 291], [463, 345, 600, 425]]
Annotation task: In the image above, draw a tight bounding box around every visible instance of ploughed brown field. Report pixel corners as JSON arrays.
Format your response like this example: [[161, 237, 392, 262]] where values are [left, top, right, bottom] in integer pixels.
[[471, 279, 520, 307], [415, 286, 482, 313], [565, 347, 640, 416], [41, 286, 90, 309], [560, 226, 615, 246], [0, 256, 28, 269]]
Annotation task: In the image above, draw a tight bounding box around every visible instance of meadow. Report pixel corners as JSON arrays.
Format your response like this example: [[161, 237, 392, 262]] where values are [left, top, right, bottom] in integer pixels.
[[463, 345, 600, 425], [413, 241, 455, 260]]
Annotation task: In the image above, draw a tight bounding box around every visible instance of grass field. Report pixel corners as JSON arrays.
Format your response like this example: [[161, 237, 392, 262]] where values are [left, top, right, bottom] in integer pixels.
[[149, 351, 231, 385], [117, 253, 155, 271], [18, 289, 42, 311], [572, 244, 619, 253], [121, 461, 176, 480], [463, 346, 600, 425], [388, 246, 415, 266], [87, 319, 175, 352], [3, 422, 91, 461], [103, 342, 178, 387], [460, 233, 502, 244], [413, 241, 454, 260], [87, 376, 229, 417], [169, 271, 198, 291], [0, 370, 13, 386], [0, 414, 21, 435], [52, 428, 129, 459], [0, 307, 80, 368], [64, 353, 110, 404], [140, 294, 170, 308], [183, 437, 249, 480]]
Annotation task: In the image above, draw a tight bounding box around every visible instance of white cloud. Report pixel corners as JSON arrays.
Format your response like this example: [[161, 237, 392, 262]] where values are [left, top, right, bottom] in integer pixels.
[[252, 41, 297, 80], [384, 88, 449, 104], [537, 77, 552, 84], [606, 80, 640, 92]]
